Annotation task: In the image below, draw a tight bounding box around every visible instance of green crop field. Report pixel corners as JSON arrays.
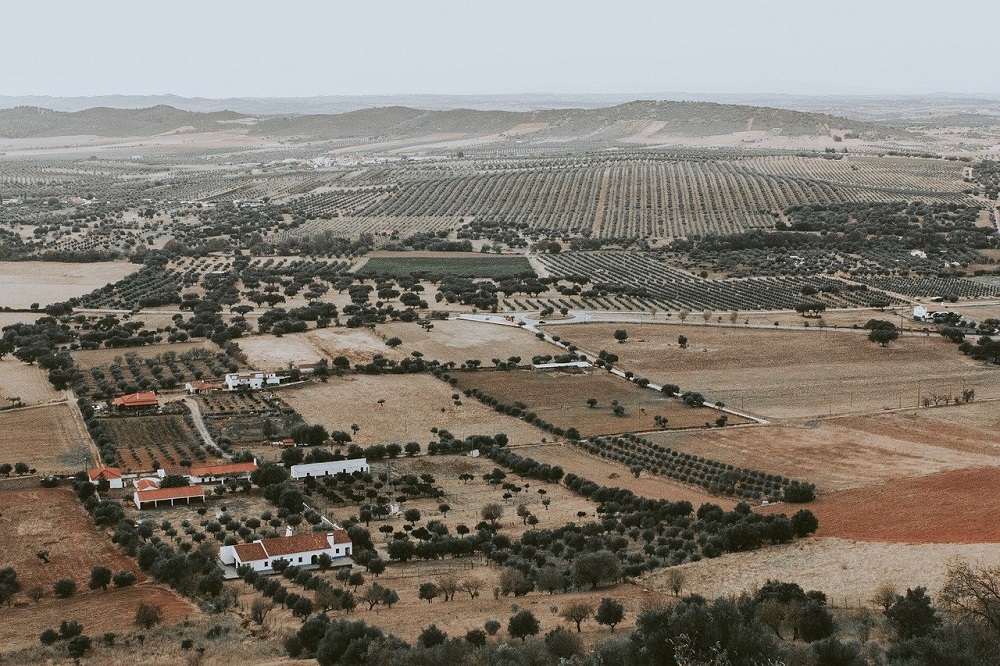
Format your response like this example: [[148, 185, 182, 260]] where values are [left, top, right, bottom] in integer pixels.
[[359, 255, 535, 278]]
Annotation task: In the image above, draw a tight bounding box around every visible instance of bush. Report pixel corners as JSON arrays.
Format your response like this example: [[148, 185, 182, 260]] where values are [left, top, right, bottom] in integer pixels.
[[53, 578, 77, 598]]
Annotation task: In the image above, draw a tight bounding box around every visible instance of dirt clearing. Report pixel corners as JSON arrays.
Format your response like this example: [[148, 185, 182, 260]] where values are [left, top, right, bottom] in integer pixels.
[[375, 318, 554, 365], [0, 357, 61, 406], [240, 327, 400, 368], [280, 374, 549, 446], [0, 486, 141, 595], [0, 404, 92, 473], [0, 260, 139, 308]]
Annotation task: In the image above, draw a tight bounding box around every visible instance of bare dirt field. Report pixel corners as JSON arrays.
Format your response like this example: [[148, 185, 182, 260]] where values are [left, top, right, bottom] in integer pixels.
[[240, 327, 401, 369], [0, 404, 91, 473], [646, 403, 1000, 492], [647, 537, 1000, 609], [556, 323, 1000, 420], [0, 357, 61, 406], [0, 584, 195, 654], [375, 319, 555, 365], [454, 368, 751, 436], [72, 339, 218, 369], [0, 260, 139, 309], [761, 467, 1000, 543], [0, 486, 142, 595], [517, 443, 736, 509], [280, 374, 549, 447], [103, 413, 218, 473]]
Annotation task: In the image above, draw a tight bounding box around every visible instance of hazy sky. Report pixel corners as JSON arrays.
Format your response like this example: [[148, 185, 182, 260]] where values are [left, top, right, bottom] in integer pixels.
[[4, 1, 995, 97]]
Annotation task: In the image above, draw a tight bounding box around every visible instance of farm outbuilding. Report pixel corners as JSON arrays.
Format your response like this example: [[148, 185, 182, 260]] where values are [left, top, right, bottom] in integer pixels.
[[187, 461, 257, 484], [185, 380, 222, 395], [88, 466, 124, 489], [218, 528, 353, 573], [290, 458, 369, 479], [134, 485, 205, 509], [112, 391, 158, 410], [134, 477, 160, 491]]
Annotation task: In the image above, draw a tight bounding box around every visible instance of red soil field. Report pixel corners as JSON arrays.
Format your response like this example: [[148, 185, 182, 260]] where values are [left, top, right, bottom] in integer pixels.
[[763, 467, 1000, 543]]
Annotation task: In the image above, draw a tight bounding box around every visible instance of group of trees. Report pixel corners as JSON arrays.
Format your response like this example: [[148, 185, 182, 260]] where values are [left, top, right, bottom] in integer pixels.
[[271, 559, 1000, 665]]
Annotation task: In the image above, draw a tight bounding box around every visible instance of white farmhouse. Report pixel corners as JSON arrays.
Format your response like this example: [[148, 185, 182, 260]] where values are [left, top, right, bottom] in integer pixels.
[[290, 459, 370, 480], [224, 372, 283, 391], [219, 529, 353, 573]]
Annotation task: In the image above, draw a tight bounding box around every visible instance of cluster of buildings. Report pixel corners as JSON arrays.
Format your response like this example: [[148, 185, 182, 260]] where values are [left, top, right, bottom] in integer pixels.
[[88, 458, 369, 510], [88, 457, 366, 575]]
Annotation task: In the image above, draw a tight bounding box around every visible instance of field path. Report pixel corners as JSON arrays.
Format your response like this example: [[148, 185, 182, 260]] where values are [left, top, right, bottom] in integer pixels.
[[65, 388, 100, 467], [182, 397, 220, 452]]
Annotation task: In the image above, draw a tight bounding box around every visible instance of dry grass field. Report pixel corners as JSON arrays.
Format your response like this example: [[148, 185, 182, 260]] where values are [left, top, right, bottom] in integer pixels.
[[556, 323, 1000, 419], [0, 357, 61, 406], [645, 403, 1000, 493], [647, 537, 1000, 609], [0, 311, 39, 328], [71, 339, 219, 369], [454, 368, 751, 436], [0, 404, 91, 473], [280, 374, 549, 446], [0, 487, 142, 595], [517, 443, 736, 509], [0, 260, 139, 308], [375, 319, 555, 365], [240, 327, 401, 369]]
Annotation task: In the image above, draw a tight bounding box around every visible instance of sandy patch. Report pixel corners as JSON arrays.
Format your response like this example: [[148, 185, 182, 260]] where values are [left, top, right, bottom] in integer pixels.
[[0, 261, 140, 309]]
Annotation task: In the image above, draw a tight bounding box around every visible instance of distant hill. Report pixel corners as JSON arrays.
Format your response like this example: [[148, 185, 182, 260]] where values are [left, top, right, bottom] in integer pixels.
[[3, 92, 1000, 119], [0, 100, 893, 143], [249, 100, 891, 141], [0, 105, 244, 138]]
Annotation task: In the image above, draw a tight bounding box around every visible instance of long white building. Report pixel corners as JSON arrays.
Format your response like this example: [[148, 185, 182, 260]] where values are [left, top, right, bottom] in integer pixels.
[[219, 529, 353, 573], [290, 458, 369, 480]]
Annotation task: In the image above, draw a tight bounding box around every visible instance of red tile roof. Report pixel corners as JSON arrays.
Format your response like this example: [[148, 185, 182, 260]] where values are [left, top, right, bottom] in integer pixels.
[[135, 486, 205, 503], [188, 462, 257, 478], [331, 529, 351, 544], [88, 466, 122, 481], [233, 542, 267, 562], [135, 478, 159, 491], [260, 533, 333, 557], [113, 391, 158, 408]]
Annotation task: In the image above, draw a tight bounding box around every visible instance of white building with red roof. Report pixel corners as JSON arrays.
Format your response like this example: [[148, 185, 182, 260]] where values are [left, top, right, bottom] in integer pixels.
[[133, 485, 206, 509], [112, 391, 159, 410], [219, 528, 353, 573], [88, 466, 124, 489]]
